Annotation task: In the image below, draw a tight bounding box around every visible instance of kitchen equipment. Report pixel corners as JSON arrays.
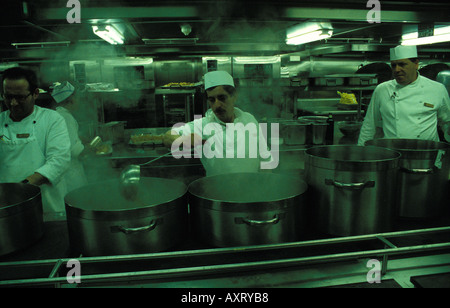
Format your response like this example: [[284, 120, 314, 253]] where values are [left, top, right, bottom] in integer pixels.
[[290, 75, 309, 87], [0, 183, 43, 256], [119, 151, 174, 201], [355, 62, 392, 84], [365, 139, 450, 219], [280, 120, 308, 145], [120, 165, 141, 200], [98, 121, 126, 145], [348, 74, 378, 86], [298, 116, 329, 145], [89, 136, 102, 148], [188, 172, 308, 247], [419, 63, 449, 81], [65, 177, 188, 256], [337, 121, 362, 137], [297, 98, 365, 122], [313, 75, 345, 87], [305, 145, 401, 236], [437, 70, 450, 94]]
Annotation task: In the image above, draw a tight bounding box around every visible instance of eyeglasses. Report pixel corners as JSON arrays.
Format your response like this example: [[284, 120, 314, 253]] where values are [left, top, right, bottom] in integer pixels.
[[2, 92, 32, 103]]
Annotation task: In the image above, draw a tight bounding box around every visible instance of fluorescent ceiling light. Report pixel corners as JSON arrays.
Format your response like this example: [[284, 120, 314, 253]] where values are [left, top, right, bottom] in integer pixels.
[[92, 25, 124, 45], [233, 56, 280, 64], [401, 25, 450, 46], [286, 22, 333, 45]]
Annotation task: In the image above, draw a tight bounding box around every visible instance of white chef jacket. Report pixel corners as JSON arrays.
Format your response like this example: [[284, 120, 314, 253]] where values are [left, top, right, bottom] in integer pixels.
[[0, 106, 71, 214], [358, 74, 450, 146], [173, 107, 273, 176], [56, 106, 88, 192]]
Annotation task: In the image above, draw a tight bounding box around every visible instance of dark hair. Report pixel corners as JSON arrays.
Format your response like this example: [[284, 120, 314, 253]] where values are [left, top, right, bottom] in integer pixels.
[[2, 67, 38, 94], [206, 85, 236, 96]]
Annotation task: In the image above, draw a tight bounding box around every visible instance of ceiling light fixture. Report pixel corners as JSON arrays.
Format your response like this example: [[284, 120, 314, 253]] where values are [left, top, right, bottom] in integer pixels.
[[286, 22, 333, 45], [180, 24, 192, 36], [92, 24, 124, 45], [401, 25, 450, 46]]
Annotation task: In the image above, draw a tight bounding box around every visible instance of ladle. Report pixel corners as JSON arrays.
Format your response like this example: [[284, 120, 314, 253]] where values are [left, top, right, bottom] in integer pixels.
[[119, 151, 174, 201]]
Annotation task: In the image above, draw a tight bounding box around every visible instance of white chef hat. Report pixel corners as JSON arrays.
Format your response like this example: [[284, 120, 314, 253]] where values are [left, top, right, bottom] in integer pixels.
[[390, 45, 418, 61], [204, 71, 235, 90], [51, 81, 75, 103]]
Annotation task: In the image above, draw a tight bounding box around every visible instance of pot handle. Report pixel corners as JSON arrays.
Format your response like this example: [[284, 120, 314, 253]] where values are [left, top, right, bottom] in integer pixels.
[[325, 179, 375, 190], [400, 167, 434, 174], [235, 214, 283, 226], [110, 218, 161, 234]]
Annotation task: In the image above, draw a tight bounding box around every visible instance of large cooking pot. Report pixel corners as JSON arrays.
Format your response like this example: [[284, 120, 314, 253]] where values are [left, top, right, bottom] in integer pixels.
[[365, 139, 450, 219], [188, 172, 308, 247], [0, 183, 43, 256], [305, 145, 401, 236], [65, 177, 188, 256]]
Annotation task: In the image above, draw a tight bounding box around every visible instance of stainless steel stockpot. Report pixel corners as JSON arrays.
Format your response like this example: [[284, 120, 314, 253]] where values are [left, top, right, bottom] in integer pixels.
[[305, 145, 401, 236], [366, 139, 450, 219], [65, 177, 188, 256], [0, 183, 43, 256], [188, 172, 308, 247]]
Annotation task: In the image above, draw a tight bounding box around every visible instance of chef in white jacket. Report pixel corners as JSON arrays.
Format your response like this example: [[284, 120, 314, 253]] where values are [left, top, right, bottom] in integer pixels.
[[358, 45, 450, 146], [50, 81, 88, 192], [0, 67, 71, 217], [163, 71, 276, 176]]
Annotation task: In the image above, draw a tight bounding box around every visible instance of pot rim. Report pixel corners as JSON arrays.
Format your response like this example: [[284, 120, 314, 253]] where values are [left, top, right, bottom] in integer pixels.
[[188, 172, 308, 208], [0, 183, 42, 218], [305, 145, 401, 171], [64, 178, 188, 220], [365, 138, 450, 152]]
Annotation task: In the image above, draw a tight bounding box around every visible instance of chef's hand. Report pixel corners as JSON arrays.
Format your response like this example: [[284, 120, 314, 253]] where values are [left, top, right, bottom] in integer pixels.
[[23, 172, 49, 186]]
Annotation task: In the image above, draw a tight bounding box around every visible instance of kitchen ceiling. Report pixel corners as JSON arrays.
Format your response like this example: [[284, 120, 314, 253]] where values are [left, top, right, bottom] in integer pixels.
[[0, 0, 449, 61]]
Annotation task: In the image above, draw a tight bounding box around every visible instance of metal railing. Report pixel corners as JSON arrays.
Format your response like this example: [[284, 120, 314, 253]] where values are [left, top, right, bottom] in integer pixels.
[[0, 226, 449, 287]]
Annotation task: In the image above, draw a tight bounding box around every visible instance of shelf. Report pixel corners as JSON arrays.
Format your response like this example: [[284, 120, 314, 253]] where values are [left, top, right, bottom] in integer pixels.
[[155, 88, 196, 95], [307, 86, 377, 91]]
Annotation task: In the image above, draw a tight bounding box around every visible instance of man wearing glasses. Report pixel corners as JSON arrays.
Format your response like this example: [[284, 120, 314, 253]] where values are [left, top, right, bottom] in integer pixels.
[[0, 67, 71, 219]]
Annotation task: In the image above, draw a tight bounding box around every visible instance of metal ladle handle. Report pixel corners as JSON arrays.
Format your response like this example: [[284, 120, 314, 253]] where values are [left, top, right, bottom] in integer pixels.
[[139, 151, 173, 166]]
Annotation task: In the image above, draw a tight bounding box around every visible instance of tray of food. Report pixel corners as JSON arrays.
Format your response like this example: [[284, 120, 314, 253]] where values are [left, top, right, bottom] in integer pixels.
[[129, 133, 164, 147], [161, 82, 196, 89]]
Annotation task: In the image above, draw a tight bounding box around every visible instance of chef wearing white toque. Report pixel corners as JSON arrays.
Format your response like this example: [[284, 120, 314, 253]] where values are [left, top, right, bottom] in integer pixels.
[[163, 71, 274, 176], [358, 45, 450, 145], [51, 81, 88, 192], [0, 68, 71, 218]]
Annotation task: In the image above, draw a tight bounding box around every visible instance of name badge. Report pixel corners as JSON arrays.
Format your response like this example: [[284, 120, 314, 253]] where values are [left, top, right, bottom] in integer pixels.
[[424, 102, 434, 108], [16, 133, 30, 139]]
